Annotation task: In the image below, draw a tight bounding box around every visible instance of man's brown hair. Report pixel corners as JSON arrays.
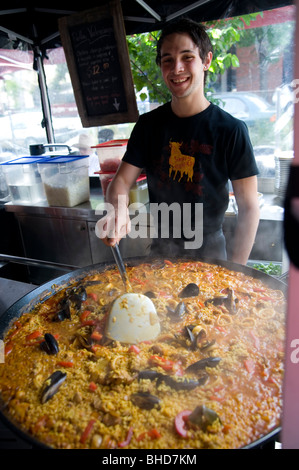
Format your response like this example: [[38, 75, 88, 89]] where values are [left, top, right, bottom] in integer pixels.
[[156, 18, 213, 67]]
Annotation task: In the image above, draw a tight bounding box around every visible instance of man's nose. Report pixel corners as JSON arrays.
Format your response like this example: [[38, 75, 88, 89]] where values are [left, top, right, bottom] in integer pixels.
[[173, 59, 184, 74]]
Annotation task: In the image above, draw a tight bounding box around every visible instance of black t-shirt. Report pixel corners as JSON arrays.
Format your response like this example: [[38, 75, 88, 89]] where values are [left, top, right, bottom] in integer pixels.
[[123, 102, 258, 236]]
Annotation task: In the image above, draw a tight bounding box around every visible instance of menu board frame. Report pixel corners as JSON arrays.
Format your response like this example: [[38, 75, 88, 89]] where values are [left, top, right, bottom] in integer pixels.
[[58, 1, 139, 127]]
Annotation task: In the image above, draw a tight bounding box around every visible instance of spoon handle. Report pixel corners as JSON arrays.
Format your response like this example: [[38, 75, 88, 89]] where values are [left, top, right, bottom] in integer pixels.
[[110, 244, 132, 292]]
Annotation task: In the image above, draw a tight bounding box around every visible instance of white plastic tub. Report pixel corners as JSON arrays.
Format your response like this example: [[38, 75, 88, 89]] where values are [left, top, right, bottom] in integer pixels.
[[38, 156, 90, 207], [1, 156, 47, 204], [92, 139, 128, 172]]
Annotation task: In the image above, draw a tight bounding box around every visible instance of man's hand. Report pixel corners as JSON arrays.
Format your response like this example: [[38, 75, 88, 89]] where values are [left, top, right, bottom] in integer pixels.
[[95, 201, 131, 246], [95, 161, 142, 246]]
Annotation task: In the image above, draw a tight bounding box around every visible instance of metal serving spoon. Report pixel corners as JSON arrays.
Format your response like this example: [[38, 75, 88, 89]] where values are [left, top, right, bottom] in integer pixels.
[[105, 244, 160, 344]]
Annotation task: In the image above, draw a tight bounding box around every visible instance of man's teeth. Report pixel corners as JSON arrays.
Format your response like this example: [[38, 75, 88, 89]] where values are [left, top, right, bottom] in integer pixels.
[[173, 77, 188, 83]]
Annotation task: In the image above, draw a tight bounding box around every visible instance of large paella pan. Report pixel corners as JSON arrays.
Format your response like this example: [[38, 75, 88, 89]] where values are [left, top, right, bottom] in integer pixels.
[[0, 257, 286, 449]]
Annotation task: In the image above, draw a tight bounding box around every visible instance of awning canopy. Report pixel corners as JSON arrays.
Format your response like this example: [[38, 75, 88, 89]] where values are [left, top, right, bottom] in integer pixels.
[[0, 1, 295, 52]]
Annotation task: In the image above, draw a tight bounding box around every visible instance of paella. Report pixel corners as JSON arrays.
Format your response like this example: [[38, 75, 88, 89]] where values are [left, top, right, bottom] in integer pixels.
[[0, 259, 286, 449]]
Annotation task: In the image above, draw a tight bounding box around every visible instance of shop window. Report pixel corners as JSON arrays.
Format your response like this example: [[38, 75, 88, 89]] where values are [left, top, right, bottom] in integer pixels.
[[0, 49, 45, 159]]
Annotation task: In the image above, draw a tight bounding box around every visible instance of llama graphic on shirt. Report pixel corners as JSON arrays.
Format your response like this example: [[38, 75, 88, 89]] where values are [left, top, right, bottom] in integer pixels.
[[169, 141, 195, 182]]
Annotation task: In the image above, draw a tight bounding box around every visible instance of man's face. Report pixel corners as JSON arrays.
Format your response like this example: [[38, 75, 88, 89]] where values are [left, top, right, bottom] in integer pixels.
[[160, 32, 210, 101]]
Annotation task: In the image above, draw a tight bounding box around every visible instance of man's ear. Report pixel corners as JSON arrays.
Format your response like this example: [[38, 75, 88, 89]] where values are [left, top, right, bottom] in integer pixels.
[[203, 51, 213, 70]]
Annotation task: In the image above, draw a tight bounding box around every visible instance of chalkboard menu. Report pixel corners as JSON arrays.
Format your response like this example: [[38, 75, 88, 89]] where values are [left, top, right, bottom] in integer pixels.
[[59, 1, 139, 127]]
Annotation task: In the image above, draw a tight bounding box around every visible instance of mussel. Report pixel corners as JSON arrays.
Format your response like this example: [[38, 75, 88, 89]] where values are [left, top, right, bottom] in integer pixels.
[[52, 298, 71, 322], [200, 339, 216, 351], [185, 325, 196, 348], [188, 405, 221, 431], [175, 301, 186, 318], [205, 297, 223, 306], [138, 369, 208, 391], [144, 291, 156, 299], [204, 289, 238, 314], [167, 301, 186, 320], [52, 285, 87, 322], [76, 333, 93, 350], [130, 391, 161, 410], [179, 283, 199, 298], [138, 369, 161, 381], [40, 333, 59, 355], [68, 286, 87, 307], [185, 356, 221, 373], [184, 326, 215, 351], [156, 373, 208, 391], [40, 370, 67, 404]]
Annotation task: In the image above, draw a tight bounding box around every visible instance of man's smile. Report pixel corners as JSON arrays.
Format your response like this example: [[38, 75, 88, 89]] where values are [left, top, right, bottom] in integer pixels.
[[172, 77, 189, 83]]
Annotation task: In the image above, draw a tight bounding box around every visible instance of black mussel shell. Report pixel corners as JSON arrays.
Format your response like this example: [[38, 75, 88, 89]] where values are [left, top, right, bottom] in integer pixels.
[[157, 374, 208, 391], [185, 357, 221, 373], [40, 370, 67, 404], [204, 296, 226, 307], [76, 333, 93, 350], [138, 369, 208, 391], [185, 325, 195, 343], [144, 291, 156, 299], [52, 297, 72, 322], [138, 370, 161, 381], [167, 301, 186, 320], [200, 339, 216, 351], [40, 333, 59, 355], [130, 392, 161, 410], [174, 301, 186, 318], [179, 283, 199, 298], [68, 286, 87, 309], [52, 309, 68, 322], [204, 289, 238, 314], [188, 405, 220, 430]]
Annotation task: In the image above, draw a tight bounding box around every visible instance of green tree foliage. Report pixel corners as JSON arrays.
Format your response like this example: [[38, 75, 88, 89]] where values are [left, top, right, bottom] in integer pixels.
[[127, 13, 261, 104], [128, 32, 170, 103]]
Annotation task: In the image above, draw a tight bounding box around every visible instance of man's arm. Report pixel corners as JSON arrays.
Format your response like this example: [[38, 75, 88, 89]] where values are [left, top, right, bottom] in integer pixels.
[[231, 175, 260, 265], [95, 161, 142, 246]]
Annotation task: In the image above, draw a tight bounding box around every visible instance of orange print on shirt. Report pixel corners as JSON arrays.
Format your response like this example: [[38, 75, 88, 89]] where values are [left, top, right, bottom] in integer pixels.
[[169, 141, 195, 182]]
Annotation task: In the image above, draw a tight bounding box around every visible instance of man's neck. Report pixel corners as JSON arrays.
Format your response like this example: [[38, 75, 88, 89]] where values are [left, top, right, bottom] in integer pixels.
[[171, 95, 210, 118]]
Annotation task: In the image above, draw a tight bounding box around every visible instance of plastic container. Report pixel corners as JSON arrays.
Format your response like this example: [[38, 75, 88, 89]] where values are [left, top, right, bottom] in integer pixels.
[[96, 170, 115, 197], [1, 156, 47, 204], [96, 171, 149, 205], [38, 156, 90, 207], [92, 139, 128, 172], [129, 175, 149, 205], [0, 166, 10, 202], [0, 155, 13, 202]]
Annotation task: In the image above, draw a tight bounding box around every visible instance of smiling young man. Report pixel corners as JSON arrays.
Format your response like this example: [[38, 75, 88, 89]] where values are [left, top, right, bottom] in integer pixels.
[[96, 18, 260, 265]]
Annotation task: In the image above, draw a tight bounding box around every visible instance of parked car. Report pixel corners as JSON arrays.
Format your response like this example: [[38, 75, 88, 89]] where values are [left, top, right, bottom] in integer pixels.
[[0, 111, 47, 149], [210, 92, 276, 127], [0, 111, 83, 152]]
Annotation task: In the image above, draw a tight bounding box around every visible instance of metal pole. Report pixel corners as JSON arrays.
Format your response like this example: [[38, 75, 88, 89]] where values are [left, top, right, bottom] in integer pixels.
[[32, 20, 55, 145], [34, 47, 55, 144]]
